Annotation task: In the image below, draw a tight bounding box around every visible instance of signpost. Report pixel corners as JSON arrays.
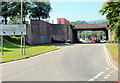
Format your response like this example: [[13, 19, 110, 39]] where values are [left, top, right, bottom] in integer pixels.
[[0, 24, 26, 55], [0, 0, 25, 56]]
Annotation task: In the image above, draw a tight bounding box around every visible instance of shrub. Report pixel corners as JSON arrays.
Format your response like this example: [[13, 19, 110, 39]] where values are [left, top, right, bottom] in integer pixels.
[[66, 40, 71, 43]]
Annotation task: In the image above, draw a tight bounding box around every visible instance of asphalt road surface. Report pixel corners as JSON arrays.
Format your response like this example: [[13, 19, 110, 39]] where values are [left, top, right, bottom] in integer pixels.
[[0, 44, 118, 81]]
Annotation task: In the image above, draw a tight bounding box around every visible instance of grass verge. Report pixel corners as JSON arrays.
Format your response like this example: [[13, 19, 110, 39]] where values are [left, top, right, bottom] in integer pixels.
[[0, 39, 59, 63], [106, 44, 119, 64]]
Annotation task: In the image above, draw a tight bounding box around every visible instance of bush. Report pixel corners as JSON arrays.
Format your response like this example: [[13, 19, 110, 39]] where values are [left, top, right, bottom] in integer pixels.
[[66, 40, 71, 43], [4, 36, 21, 44], [106, 40, 111, 43], [106, 40, 117, 43]]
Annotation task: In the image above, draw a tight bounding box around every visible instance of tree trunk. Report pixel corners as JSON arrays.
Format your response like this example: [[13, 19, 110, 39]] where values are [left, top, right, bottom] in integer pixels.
[[23, 17, 26, 24], [4, 16, 7, 24], [38, 17, 41, 20]]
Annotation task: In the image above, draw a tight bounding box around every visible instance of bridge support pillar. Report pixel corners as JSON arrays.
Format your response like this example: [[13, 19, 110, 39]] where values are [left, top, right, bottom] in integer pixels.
[[105, 30, 109, 40], [72, 30, 77, 43], [108, 30, 114, 41]]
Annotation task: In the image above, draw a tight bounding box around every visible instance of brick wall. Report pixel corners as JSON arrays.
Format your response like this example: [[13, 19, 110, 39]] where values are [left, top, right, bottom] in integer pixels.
[[26, 20, 73, 45]]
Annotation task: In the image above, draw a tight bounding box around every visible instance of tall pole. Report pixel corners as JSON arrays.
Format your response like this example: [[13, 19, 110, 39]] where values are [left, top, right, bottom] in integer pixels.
[[21, 35, 23, 55], [23, 36, 25, 55], [21, 0, 26, 55], [85, 31, 86, 40], [21, 0, 23, 24], [20, 0, 23, 55], [1, 35, 3, 55]]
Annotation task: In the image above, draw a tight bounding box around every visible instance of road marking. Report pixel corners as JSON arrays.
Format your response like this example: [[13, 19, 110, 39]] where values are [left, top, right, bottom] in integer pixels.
[[106, 68, 110, 70], [88, 67, 112, 81], [104, 76, 108, 79], [93, 75, 99, 79], [88, 71, 105, 81], [106, 74, 110, 77], [106, 55, 118, 71], [109, 70, 116, 75], [103, 74, 111, 79], [97, 73, 103, 76], [101, 71, 105, 73], [104, 46, 118, 71], [88, 79, 95, 81], [88, 45, 118, 81]]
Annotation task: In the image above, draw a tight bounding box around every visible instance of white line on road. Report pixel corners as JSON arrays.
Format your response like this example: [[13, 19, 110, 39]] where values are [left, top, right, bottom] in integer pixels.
[[88, 79, 95, 81], [104, 76, 108, 79], [106, 68, 110, 70], [106, 74, 110, 77], [88, 70, 106, 81], [104, 46, 118, 71], [88, 67, 111, 81], [100, 71, 105, 74]]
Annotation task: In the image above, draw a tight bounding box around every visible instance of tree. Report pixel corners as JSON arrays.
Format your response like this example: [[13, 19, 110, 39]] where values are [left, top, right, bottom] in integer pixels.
[[1, 1, 52, 24], [30, 2, 52, 20], [99, 1, 120, 40], [12, 2, 32, 24], [71, 20, 88, 24], [1, 2, 22, 24], [1, 2, 11, 24], [8, 16, 21, 24]]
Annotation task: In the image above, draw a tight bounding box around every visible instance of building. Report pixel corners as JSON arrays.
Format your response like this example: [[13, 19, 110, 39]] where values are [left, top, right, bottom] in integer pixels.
[[26, 19, 110, 45], [41, 18, 70, 24], [42, 18, 59, 24], [26, 19, 73, 45], [59, 18, 70, 24]]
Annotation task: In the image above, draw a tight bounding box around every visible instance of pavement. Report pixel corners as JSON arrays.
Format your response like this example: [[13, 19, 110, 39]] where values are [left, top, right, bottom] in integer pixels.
[[0, 44, 118, 81]]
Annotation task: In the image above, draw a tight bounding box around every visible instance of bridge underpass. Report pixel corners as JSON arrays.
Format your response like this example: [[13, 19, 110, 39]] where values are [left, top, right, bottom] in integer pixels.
[[72, 24, 109, 43]]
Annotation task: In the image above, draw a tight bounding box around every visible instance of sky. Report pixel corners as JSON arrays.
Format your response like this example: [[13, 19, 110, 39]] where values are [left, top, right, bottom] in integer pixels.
[[50, 1, 106, 22]]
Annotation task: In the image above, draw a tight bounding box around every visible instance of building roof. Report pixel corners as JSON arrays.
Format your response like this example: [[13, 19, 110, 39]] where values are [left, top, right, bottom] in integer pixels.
[[59, 18, 70, 24], [74, 24, 106, 30]]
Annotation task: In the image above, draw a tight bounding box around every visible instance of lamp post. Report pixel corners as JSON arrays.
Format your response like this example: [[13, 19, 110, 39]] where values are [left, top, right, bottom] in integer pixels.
[[20, 0, 23, 55], [21, 0, 26, 55]]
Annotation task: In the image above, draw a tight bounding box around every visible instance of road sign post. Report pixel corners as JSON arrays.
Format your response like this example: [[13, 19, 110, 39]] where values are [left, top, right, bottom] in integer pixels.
[[21, 35, 23, 55], [1, 35, 3, 55], [23, 36, 26, 55], [0, 24, 26, 55]]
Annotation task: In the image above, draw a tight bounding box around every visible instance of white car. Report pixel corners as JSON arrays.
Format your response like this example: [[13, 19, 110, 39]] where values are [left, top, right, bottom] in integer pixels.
[[100, 40, 106, 43]]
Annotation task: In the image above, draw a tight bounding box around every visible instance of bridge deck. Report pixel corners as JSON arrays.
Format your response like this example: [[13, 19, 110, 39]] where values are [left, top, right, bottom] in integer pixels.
[[74, 24, 106, 30]]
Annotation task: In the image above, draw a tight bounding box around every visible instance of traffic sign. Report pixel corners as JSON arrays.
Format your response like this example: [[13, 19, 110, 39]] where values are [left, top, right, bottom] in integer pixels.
[[0, 24, 26, 36]]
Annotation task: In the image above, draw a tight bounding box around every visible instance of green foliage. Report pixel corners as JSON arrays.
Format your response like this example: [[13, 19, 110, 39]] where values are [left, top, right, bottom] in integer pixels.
[[4, 36, 21, 44], [30, 2, 52, 20], [1, 2, 12, 24], [106, 44, 118, 57], [70, 24, 75, 29], [66, 40, 71, 43], [0, 39, 58, 62], [1, 1, 52, 24], [78, 31, 106, 40], [99, 1, 120, 40], [71, 20, 88, 24], [8, 16, 21, 24]]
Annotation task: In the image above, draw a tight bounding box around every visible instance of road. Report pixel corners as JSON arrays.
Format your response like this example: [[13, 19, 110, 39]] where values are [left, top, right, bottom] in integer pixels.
[[0, 44, 118, 81]]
